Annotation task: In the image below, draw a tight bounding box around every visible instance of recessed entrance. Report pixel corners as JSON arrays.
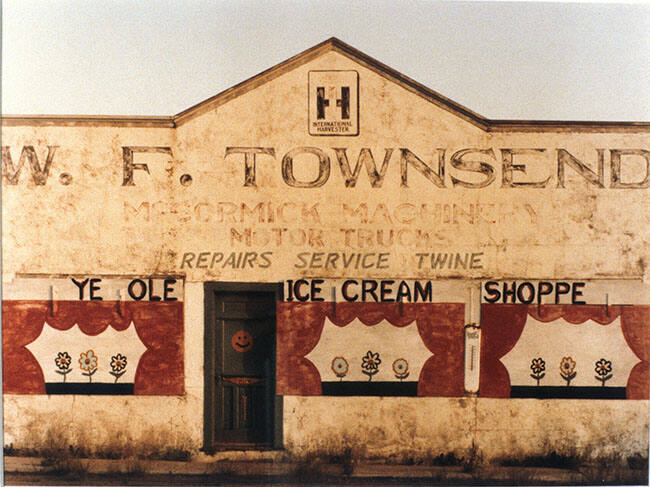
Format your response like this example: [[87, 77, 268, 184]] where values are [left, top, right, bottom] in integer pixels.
[[203, 283, 281, 451]]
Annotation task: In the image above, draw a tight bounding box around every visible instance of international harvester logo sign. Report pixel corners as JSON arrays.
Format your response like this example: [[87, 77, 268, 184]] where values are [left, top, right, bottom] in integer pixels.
[[308, 70, 359, 135]]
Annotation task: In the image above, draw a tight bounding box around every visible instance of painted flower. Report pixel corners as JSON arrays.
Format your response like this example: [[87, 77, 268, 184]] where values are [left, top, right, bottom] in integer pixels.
[[79, 350, 98, 372], [361, 351, 381, 372], [392, 358, 410, 381], [559, 356, 576, 386], [530, 357, 545, 375], [110, 353, 128, 383], [54, 351, 73, 383], [361, 351, 381, 382], [110, 354, 128, 373], [331, 357, 349, 379], [559, 356, 576, 376], [594, 358, 613, 387], [55, 351, 72, 371], [594, 358, 612, 376], [529, 357, 546, 386]]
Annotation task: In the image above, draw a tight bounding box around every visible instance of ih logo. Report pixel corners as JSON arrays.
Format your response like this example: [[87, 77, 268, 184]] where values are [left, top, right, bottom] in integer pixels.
[[309, 70, 359, 136], [316, 86, 350, 120]]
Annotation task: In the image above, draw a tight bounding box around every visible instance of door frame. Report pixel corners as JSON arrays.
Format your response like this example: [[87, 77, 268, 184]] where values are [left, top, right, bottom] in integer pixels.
[[203, 282, 283, 452]]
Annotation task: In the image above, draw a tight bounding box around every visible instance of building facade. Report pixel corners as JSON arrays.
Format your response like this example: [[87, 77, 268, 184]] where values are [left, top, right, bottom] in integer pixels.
[[2, 38, 649, 461]]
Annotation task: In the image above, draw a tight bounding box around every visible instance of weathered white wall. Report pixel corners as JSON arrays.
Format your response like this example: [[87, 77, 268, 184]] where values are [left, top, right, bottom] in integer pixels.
[[169, 50, 648, 282], [1, 124, 177, 276], [2, 281, 205, 456], [2, 52, 648, 281], [283, 396, 649, 461], [2, 45, 648, 460]]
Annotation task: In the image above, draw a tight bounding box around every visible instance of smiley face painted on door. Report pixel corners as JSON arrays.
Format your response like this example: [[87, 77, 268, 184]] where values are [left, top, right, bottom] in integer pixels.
[[231, 330, 254, 352]]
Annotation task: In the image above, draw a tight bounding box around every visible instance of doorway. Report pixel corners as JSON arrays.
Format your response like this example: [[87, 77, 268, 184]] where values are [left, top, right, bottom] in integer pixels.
[[203, 283, 281, 451]]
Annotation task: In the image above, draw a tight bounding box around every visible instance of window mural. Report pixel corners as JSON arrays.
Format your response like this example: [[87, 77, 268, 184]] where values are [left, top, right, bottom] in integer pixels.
[[277, 279, 466, 396], [479, 280, 649, 400], [2, 277, 184, 395]]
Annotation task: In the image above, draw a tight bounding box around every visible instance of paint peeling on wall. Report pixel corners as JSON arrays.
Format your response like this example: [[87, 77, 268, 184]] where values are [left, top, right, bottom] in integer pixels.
[[2, 277, 184, 395], [1, 39, 648, 459], [479, 281, 649, 399], [277, 279, 466, 396]]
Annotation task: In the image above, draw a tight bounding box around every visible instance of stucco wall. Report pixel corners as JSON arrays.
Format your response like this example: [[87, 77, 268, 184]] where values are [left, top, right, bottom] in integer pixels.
[[2, 44, 648, 460], [283, 396, 648, 461], [3, 51, 648, 281], [2, 281, 205, 455]]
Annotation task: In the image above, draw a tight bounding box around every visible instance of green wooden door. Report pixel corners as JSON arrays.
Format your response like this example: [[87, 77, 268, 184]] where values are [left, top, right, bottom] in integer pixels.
[[204, 286, 277, 449]]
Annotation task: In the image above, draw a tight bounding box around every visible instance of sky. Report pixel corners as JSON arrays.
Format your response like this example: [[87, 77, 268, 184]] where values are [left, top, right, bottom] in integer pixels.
[[2, 0, 649, 121]]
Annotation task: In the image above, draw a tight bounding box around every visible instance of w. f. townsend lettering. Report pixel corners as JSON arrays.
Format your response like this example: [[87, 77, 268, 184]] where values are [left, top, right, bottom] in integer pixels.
[[2, 145, 649, 188]]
